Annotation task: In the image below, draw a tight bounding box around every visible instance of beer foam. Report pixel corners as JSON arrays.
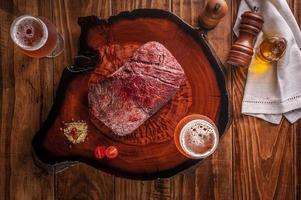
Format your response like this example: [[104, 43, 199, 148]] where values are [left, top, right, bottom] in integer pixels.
[[10, 15, 48, 51], [180, 119, 218, 158]]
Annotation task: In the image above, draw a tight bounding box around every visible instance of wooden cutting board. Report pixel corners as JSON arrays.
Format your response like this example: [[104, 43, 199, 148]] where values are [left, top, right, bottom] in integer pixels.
[[32, 9, 230, 180]]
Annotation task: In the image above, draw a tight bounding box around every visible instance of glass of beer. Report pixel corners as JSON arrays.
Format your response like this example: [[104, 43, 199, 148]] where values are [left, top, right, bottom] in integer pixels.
[[174, 114, 219, 159], [10, 15, 64, 58]]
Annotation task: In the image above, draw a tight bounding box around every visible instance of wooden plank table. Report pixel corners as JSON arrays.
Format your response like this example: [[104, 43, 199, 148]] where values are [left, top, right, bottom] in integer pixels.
[[0, 0, 300, 199]]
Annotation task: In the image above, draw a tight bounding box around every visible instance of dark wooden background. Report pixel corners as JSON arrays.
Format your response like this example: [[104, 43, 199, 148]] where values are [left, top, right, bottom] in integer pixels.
[[0, 0, 300, 199]]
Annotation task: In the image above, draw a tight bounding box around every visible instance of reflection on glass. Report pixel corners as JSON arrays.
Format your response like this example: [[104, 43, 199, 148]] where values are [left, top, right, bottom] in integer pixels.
[[10, 15, 64, 58], [258, 36, 287, 62], [250, 36, 287, 75]]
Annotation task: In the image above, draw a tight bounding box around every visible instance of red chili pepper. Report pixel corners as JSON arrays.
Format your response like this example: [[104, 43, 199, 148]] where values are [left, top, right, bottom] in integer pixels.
[[94, 146, 106, 159], [105, 146, 119, 159]]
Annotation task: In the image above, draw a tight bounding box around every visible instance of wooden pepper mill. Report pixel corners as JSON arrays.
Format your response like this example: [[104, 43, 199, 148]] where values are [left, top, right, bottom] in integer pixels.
[[199, 0, 228, 30], [227, 10, 264, 67]]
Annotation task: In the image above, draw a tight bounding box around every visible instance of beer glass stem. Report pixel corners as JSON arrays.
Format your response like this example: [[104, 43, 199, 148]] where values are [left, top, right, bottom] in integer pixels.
[[46, 32, 64, 58]]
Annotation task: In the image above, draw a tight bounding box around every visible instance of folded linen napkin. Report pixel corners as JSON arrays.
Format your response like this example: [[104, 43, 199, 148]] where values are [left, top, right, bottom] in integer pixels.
[[234, 0, 301, 124]]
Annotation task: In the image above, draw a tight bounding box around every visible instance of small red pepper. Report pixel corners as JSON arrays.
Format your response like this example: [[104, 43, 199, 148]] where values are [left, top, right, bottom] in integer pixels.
[[94, 146, 106, 159], [105, 146, 119, 159]]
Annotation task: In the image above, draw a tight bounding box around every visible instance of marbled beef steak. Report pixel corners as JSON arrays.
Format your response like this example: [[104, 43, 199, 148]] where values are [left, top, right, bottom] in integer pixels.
[[88, 41, 186, 136]]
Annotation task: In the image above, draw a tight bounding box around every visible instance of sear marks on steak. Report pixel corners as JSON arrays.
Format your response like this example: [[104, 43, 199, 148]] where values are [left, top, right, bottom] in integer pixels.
[[88, 41, 186, 136]]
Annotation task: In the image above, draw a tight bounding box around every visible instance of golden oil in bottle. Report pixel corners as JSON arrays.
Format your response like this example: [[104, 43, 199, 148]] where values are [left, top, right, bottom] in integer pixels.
[[257, 36, 287, 63]]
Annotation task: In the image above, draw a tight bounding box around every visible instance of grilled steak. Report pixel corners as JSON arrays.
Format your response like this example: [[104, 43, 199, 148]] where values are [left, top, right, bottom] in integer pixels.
[[88, 41, 186, 136]]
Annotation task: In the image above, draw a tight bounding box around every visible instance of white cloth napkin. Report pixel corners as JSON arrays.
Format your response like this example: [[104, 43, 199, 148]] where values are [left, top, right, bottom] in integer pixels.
[[234, 0, 301, 124]]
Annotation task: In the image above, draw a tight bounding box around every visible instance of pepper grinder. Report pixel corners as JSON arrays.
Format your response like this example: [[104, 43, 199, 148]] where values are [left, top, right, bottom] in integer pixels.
[[227, 9, 264, 67], [199, 0, 228, 30]]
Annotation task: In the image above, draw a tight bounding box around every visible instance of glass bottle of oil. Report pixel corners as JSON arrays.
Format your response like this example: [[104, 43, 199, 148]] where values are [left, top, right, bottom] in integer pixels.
[[257, 36, 287, 63]]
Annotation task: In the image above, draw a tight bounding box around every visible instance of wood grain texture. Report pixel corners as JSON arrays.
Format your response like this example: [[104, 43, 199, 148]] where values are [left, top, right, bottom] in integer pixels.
[[172, 1, 212, 199], [168, 1, 233, 200], [296, 121, 301, 200], [0, 0, 54, 199], [112, 0, 171, 200], [1, 0, 301, 199], [172, 0, 203, 27], [198, 0, 233, 198], [111, 1, 174, 200], [290, 1, 301, 200], [232, 0, 295, 199], [51, 1, 115, 200]]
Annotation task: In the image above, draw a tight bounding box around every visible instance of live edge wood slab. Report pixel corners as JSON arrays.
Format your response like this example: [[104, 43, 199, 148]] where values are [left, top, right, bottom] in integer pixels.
[[32, 9, 230, 180]]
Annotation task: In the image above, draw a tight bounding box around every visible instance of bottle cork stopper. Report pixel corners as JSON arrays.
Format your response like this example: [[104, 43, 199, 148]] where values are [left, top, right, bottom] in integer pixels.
[[199, 0, 228, 30]]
